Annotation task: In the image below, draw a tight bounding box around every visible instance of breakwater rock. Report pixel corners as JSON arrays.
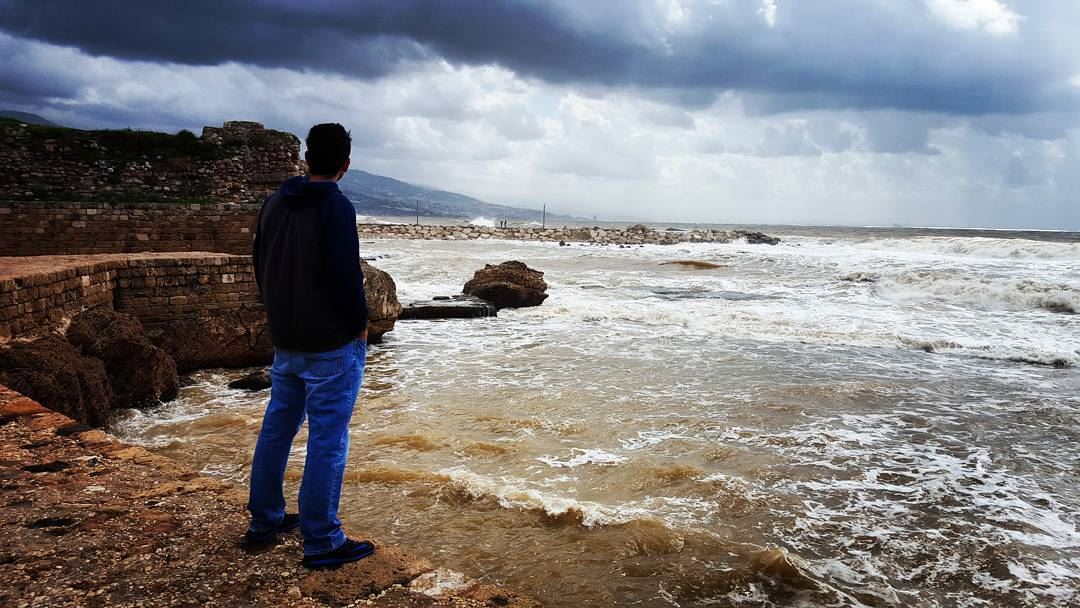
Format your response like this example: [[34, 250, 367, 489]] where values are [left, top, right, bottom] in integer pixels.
[[463, 261, 549, 310], [359, 223, 780, 246]]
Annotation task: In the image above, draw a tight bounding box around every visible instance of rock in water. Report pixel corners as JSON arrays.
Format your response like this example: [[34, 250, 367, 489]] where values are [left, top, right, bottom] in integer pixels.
[[734, 230, 781, 245], [0, 336, 113, 426], [362, 260, 401, 344], [462, 261, 549, 310], [67, 307, 179, 408], [228, 369, 271, 391], [399, 295, 498, 320], [659, 260, 725, 270]]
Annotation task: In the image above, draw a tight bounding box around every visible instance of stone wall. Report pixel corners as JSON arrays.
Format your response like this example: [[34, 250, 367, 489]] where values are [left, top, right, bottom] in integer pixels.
[[0, 119, 301, 204], [0, 201, 260, 256], [0, 254, 267, 369], [358, 223, 768, 245]]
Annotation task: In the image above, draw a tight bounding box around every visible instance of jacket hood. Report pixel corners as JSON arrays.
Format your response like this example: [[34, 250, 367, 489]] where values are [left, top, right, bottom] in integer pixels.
[[279, 175, 340, 206]]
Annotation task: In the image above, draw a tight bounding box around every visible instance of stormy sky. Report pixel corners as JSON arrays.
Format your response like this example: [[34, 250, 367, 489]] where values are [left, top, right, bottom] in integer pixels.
[[1, 1, 1078, 228]]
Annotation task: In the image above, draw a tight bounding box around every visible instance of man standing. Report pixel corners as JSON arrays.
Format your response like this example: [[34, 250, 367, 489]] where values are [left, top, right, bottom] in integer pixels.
[[246, 123, 374, 569]]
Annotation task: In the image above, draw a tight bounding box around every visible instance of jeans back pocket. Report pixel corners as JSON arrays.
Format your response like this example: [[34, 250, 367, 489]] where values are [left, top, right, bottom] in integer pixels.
[[304, 352, 345, 378]]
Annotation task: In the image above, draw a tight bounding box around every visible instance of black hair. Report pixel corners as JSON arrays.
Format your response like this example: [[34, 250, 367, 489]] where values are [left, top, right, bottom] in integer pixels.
[[305, 123, 351, 176]]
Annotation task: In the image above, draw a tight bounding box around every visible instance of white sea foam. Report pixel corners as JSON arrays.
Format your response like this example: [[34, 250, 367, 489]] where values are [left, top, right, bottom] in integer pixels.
[[852, 236, 1080, 261], [469, 216, 496, 228], [439, 466, 650, 527], [115, 231, 1080, 606], [725, 413, 1080, 603], [536, 448, 627, 468], [877, 271, 1080, 314]]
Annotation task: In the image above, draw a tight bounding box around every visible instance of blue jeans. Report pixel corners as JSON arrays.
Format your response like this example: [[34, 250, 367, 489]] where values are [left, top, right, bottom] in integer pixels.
[[247, 338, 366, 555]]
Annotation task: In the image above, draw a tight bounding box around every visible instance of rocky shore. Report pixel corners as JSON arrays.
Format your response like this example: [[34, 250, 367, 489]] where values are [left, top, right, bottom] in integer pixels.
[[0, 118, 559, 607], [0, 385, 539, 607], [359, 223, 780, 246], [0, 250, 544, 606]]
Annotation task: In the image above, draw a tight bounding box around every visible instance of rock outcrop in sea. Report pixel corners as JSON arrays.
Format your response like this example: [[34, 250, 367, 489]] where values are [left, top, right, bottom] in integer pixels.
[[399, 295, 498, 320], [463, 261, 549, 310], [228, 368, 272, 391], [362, 259, 402, 343]]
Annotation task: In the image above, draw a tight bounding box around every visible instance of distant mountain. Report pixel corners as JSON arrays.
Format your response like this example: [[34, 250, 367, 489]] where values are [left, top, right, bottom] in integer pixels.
[[339, 169, 577, 221], [0, 111, 59, 126]]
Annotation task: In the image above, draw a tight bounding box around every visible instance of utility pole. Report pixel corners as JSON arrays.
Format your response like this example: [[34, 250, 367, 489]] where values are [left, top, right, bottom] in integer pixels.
[[415, 201, 419, 226], [542, 203, 547, 229]]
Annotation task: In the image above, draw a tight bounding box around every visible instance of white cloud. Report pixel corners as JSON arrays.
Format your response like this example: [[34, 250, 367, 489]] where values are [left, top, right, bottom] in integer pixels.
[[925, 0, 1022, 35], [758, 0, 778, 28]]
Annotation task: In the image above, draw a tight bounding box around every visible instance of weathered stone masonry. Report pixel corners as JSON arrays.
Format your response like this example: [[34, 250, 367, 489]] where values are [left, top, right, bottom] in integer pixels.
[[0, 119, 302, 204], [0, 254, 267, 370], [0, 201, 262, 256]]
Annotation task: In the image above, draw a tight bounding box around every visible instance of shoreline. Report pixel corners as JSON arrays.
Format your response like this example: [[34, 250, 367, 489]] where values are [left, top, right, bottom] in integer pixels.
[[0, 384, 539, 607], [0, 253, 538, 607]]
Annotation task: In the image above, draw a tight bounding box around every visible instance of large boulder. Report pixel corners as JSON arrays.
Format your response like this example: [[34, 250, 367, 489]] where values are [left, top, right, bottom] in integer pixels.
[[362, 260, 401, 344], [150, 304, 272, 372], [0, 336, 113, 427], [462, 261, 549, 310], [66, 307, 179, 409]]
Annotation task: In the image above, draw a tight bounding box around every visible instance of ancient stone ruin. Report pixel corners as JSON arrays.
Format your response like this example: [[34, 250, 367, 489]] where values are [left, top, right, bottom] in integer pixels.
[[0, 118, 302, 204]]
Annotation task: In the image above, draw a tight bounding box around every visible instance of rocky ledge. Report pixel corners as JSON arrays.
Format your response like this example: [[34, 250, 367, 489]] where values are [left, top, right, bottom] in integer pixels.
[[0, 385, 539, 608]]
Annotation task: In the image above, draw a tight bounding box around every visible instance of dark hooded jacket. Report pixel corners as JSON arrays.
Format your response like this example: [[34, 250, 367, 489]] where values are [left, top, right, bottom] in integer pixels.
[[253, 175, 367, 353]]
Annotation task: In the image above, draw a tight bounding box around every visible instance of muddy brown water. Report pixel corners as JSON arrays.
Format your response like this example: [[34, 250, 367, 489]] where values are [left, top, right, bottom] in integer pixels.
[[118, 234, 1080, 606]]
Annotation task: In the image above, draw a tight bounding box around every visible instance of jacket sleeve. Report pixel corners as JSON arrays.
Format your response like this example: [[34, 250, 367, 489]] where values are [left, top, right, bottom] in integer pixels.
[[322, 194, 369, 332]]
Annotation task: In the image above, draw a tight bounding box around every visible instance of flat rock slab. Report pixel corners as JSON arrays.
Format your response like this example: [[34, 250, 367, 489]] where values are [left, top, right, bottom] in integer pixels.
[[0, 384, 536, 608], [399, 296, 497, 321]]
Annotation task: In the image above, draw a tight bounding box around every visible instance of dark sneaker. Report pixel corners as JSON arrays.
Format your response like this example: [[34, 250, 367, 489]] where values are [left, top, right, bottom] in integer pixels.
[[302, 539, 376, 569], [242, 513, 301, 545]]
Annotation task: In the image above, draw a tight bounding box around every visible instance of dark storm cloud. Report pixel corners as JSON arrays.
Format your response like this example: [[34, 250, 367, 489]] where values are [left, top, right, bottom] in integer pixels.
[[1, 0, 1076, 116]]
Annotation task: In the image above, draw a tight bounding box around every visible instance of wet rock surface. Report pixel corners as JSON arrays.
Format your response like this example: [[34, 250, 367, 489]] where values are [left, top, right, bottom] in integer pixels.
[[66, 307, 179, 409], [659, 260, 725, 270], [0, 386, 539, 608], [462, 261, 549, 310], [399, 296, 498, 320], [734, 230, 781, 246], [227, 369, 272, 391], [150, 305, 273, 372], [362, 260, 402, 344], [0, 336, 113, 427]]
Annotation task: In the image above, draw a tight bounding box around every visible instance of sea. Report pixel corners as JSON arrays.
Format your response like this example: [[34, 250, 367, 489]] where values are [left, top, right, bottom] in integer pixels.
[[115, 222, 1080, 607]]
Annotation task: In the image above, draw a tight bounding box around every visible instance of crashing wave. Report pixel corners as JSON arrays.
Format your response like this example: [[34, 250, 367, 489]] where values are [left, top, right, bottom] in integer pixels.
[[855, 236, 1080, 261], [878, 271, 1080, 314]]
